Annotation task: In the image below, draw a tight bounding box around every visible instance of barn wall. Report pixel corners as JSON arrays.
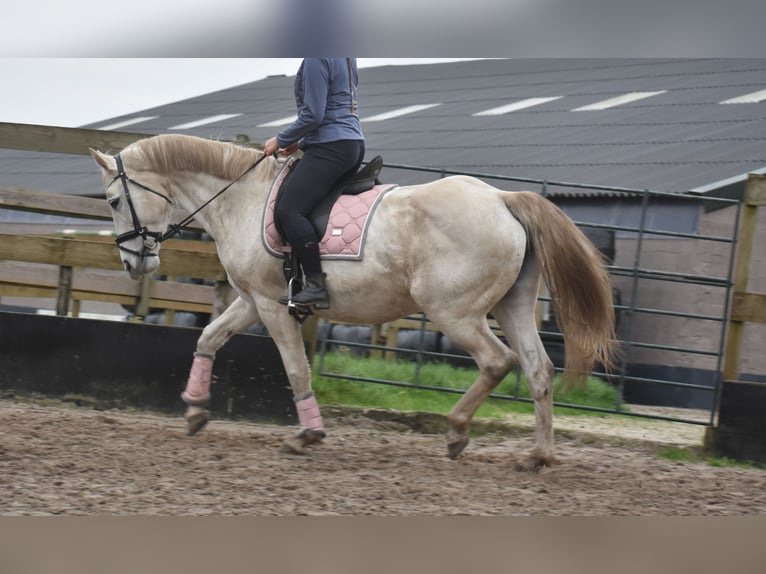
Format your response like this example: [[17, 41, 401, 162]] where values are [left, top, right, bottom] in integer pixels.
[[613, 204, 766, 380]]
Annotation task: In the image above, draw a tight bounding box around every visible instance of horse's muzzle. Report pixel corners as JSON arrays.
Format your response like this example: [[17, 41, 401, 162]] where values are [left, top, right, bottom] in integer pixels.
[[123, 255, 159, 280], [123, 259, 142, 280]]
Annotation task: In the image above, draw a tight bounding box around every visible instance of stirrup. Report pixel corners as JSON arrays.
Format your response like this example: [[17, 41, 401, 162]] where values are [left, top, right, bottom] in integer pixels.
[[286, 272, 329, 309], [278, 277, 314, 323], [278, 276, 302, 306]]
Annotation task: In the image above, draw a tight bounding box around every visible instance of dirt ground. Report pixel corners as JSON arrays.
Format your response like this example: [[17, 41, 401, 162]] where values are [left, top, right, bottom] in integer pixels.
[[2, 398, 765, 516]]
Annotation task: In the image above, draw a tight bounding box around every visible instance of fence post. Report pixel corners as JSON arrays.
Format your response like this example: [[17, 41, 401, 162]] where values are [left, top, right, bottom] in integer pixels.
[[385, 322, 399, 361], [71, 298, 81, 318], [128, 274, 153, 322], [370, 324, 385, 359], [56, 266, 73, 316], [721, 175, 763, 383], [711, 173, 766, 462]]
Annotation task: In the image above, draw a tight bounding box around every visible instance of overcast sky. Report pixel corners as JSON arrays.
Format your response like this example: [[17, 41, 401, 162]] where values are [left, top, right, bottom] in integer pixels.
[[0, 59, 480, 128], [2, 1, 763, 131]]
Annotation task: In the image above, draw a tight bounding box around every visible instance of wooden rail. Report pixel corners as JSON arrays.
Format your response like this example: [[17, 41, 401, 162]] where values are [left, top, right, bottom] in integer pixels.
[[0, 186, 111, 219], [0, 122, 153, 156], [0, 186, 203, 232], [0, 122, 263, 157], [0, 233, 225, 279], [0, 260, 217, 313], [0, 233, 226, 320]]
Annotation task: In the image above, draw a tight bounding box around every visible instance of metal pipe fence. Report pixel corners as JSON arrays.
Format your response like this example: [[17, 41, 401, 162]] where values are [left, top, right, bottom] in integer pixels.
[[317, 162, 742, 426]]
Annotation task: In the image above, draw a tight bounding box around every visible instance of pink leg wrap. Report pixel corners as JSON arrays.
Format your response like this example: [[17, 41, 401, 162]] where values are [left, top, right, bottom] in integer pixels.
[[295, 393, 324, 431], [181, 353, 214, 405]]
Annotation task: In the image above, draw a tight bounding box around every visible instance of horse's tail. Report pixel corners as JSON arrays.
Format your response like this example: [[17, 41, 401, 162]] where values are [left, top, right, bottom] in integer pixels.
[[502, 191, 619, 386]]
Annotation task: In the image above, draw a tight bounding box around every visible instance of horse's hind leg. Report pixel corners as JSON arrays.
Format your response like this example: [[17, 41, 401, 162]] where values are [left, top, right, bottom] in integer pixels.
[[492, 265, 557, 470], [429, 315, 519, 460], [182, 296, 260, 435]]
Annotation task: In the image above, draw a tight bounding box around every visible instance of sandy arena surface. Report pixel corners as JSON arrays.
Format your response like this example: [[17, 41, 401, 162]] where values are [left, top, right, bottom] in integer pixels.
[[1, 399, 764, 516]]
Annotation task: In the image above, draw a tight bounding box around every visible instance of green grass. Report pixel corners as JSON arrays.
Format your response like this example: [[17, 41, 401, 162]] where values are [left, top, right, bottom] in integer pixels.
[[312, 350, 621, 419], [657, 446, 701, 463], [657, 447, 766, 470]]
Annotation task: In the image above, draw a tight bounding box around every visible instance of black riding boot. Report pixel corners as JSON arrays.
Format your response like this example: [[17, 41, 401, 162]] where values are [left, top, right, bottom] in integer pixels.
[[281, 272, 330, 309]]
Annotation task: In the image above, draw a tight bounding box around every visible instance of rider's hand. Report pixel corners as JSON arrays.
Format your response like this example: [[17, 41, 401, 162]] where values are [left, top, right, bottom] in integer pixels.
[[263, 137, 280, 156], [264, 137, 299, 157]]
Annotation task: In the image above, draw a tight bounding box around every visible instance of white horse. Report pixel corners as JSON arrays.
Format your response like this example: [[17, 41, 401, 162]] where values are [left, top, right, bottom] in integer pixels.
[[90, 133, 617, 470]]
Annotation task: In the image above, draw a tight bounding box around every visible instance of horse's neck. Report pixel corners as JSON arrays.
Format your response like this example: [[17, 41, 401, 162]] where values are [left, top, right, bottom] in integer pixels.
[[171, 165, 275, 241]]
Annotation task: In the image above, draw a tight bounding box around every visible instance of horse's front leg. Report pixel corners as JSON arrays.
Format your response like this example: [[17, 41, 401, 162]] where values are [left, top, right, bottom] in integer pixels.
[[181, 296, 260, 435], [256, 299, 326, 454]]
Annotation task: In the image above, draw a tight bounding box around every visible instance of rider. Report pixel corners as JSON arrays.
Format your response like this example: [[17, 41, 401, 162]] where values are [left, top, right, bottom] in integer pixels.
[[264, 58, 366, 309]]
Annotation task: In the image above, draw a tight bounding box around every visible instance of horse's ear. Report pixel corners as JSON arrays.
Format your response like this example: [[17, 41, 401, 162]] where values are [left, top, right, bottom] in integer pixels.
[[89, 148, 115, 173]]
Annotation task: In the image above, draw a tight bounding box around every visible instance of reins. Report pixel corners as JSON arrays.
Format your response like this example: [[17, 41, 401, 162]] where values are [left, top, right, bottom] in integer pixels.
[[109, 150, 270, 258], [158, 152, 269, 242]]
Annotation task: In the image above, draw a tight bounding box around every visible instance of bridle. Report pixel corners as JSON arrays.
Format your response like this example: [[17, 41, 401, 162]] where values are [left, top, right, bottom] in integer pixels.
[[109, 154, 172, 260], [107, 151, 270, 261]]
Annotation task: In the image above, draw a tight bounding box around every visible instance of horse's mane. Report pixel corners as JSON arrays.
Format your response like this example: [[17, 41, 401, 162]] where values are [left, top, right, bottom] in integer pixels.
[[128, 134, 262, 180]]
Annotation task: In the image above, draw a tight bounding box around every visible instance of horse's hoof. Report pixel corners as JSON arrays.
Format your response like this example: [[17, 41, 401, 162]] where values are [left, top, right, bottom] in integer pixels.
[[297, 428, 326, 445], [447, 436, 470, 460], [280, 436, 308, 455], [280, 428, 326, 455], [514, 451, 558, 473], [185, 407, 209, 436]]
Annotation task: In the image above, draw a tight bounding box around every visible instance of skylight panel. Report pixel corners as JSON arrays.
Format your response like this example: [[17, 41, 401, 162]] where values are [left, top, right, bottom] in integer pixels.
[[96, 116, 158, 130], [362, 104, 442, 122], [720, 89, 766, 104], [572, 91, 667, 111], [473, 97, 563, 116], [258, 115, 297, 127], [169, 114, 242, 129]]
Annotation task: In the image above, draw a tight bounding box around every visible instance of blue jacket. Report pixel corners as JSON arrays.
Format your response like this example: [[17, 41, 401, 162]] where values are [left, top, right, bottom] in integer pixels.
[[276, 58, 364, 149]]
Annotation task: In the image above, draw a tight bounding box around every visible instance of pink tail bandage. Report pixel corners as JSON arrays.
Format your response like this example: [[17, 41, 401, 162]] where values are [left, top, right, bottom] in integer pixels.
[[295, 393, 324, 431], [181, 353, 214, 405]]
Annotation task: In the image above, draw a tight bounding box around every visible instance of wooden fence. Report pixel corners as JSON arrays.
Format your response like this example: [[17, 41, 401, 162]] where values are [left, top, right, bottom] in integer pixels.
[[0, 122, 229, 322], [0, 189, 228, 321]]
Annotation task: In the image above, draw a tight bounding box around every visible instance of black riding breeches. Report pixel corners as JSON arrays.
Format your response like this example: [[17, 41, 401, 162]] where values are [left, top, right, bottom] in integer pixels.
[[276, 139, 365, 274]]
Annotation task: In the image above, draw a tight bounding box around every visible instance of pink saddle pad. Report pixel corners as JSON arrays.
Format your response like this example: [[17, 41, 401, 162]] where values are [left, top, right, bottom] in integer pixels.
[[262, 160, 396, 260]]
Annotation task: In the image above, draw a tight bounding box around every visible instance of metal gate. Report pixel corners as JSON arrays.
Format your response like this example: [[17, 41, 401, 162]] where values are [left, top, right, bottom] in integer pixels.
[[316, 163, 743, 427]]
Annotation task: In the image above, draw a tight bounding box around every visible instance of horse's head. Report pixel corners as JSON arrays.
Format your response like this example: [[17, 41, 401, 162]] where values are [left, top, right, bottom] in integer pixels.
[[89, 148, 173, 279]]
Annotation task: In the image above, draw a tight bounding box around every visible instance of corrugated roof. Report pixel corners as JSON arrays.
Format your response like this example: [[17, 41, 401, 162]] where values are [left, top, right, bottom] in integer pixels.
[[2, 58, 766, 203]]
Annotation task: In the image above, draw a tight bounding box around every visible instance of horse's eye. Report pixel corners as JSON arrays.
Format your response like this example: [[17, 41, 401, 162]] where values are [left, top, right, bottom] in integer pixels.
[[108, 197, 120, 209]]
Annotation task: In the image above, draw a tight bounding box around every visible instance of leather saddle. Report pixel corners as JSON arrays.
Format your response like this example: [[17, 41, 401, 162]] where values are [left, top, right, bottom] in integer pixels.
[[274, 155, 384, 242]]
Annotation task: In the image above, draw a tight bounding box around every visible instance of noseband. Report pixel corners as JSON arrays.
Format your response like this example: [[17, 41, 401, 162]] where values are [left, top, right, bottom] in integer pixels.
[[107, 151, 270, 262]]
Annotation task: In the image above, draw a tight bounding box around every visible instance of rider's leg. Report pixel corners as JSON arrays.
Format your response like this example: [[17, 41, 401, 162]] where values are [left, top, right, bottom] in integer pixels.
[[276, 139, 364, 308]]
